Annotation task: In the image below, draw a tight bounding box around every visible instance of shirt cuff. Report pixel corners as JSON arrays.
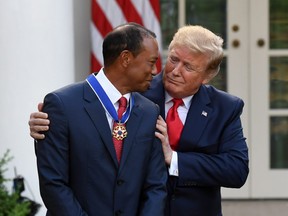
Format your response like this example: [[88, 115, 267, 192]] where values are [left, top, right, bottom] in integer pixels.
[[168, 151, 179, 176]]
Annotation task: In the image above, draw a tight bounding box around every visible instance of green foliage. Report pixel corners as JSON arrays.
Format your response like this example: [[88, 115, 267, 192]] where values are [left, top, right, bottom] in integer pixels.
[[0, 150, 31, 216]]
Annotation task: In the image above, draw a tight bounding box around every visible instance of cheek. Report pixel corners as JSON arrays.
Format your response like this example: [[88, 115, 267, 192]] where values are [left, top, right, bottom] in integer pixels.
[[135, 59, 151, 73], [182, 74, 199, 88], [134, 67, 150, 83], [190, 75, 206, 88], [164, 62, 174, 73]]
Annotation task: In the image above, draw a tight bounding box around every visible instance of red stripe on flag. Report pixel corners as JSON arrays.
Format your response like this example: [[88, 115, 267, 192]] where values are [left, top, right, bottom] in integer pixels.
[[116, 0, 143, 25], [149, 0, 162, 72], [149, 0, 161, 21], [91, 0, 113, 37], [91, 53, 102, 73], [91, 0, 162, 73]]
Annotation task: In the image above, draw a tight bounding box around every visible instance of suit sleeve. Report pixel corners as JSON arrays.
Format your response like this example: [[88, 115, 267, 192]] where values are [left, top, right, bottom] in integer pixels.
[[177, 98, 249, 188], [36, 92, 87, 216], [138, 106, 167, 216]]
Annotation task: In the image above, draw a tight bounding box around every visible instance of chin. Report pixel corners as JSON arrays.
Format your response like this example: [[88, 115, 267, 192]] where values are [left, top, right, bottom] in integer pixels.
[[166, 87, 180, 98], [137, 85, 149, 93], [165, 83, 176, 92]]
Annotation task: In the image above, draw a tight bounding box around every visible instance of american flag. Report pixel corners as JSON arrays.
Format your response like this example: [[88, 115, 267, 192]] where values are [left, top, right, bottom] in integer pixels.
[[90, 0, 162, 73]]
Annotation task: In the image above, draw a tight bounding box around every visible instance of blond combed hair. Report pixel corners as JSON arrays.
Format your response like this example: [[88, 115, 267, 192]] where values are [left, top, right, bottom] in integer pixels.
[[169, 25, 224, 77]]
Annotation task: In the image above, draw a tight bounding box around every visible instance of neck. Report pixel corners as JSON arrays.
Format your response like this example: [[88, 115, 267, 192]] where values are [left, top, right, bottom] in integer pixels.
[[104, 73, 129, 95]]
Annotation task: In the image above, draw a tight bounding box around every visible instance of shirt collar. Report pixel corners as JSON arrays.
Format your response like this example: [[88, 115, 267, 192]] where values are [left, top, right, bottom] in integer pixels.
[[165, 91, 193, 109], [96, 68, 130, 104]]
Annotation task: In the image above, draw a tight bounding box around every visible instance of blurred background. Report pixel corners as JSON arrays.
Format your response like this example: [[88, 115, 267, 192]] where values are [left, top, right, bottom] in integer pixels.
[[0, 0, 287, 215]]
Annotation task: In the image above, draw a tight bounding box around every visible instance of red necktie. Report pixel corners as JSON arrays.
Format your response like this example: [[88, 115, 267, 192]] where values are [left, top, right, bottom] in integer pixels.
[[166, 98, 183, 150], [113, 97, 127, 162]]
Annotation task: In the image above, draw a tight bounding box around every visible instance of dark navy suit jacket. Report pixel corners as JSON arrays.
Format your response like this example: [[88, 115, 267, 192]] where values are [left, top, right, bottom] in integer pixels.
[[142, 73, 249, 216], [36, 81, 167, 216]]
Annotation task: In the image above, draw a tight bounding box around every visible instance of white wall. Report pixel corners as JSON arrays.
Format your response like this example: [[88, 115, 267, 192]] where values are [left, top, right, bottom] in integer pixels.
[[0, 0, 91, 215], [73, 0, 91, 81]]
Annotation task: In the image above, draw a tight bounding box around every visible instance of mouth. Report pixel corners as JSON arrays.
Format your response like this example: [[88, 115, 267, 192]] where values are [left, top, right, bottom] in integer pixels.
[[142, 79, 152, 88], [167, 76, 181, 85], [146, 77, 153, 83]]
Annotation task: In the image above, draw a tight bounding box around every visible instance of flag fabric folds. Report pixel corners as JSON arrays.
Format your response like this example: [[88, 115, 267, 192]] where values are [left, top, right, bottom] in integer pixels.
[[90, 0, 162, 73]]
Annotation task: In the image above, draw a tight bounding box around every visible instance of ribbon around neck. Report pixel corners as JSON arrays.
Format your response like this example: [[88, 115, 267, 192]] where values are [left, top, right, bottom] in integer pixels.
[[86, 74, 133, 123]]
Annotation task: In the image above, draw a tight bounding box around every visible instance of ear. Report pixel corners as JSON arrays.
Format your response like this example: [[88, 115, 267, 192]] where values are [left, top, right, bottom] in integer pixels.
[[202, 71, 218, 84], [202, 76, 212, 84], [120, 50, 132, 67]]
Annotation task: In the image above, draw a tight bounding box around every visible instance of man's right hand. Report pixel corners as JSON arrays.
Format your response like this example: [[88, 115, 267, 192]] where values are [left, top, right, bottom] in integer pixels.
[[29, 102, 50, 140]]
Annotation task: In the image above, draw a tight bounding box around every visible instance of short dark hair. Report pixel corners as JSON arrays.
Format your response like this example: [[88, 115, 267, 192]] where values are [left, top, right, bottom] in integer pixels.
[[102, 22, 156, 67]]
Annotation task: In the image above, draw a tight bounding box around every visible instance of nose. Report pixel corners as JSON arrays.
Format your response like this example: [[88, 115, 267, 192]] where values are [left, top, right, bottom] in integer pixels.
[[171, 63, 181, 75]]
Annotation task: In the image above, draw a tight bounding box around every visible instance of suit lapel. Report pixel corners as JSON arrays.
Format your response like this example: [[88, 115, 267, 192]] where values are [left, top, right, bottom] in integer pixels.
[[118, 93, 143, 172], [83, 82, 119, 167], [142, 73, 166, 118], [178, 85, 212, 151], [144, 76, 212, 151]]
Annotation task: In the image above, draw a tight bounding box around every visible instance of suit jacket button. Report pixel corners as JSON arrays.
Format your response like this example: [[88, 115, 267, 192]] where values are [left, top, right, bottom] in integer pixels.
[[117, 180, 124, 185], [115, 210, 122, 216], [171, 194, 175, 200]]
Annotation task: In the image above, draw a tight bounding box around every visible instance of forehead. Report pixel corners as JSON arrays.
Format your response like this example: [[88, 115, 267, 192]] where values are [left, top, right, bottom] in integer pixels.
[[169, 47, 211, 73], [140, 37, 159, 57], [169, 47, 196, 64], [169, 46, 193, 57], [170, 46, 208, 63]]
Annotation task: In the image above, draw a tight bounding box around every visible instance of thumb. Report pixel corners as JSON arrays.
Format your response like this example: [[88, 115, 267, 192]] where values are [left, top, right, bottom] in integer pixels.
[[37, 102, 44, 112]]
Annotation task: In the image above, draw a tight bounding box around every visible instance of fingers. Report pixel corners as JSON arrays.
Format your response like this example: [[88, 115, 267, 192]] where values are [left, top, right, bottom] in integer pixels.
[[155, 131, 164, 141], [30, 111, 48, 120], [30, 131, 45, 140], [156, 115, 167, 135], [28, 111, 50, 140], [155, 116, 170, 147], [157, 115, 165, 122], [155, 115, 173, 165], [155, 130, 173, 165], [29, 112, 50, 129], [29, 122, 49, 139]]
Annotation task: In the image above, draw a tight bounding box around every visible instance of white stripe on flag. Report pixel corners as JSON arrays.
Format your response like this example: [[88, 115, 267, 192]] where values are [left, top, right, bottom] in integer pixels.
[[96, 0, 127, 28], [90, 22, 104, 66], [91, 0, 162, 72]]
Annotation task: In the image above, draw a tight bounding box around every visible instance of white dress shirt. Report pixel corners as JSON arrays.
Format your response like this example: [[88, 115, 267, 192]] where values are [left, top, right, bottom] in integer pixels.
[[165, 92, 193, 176], [94, 69, 131, 130]]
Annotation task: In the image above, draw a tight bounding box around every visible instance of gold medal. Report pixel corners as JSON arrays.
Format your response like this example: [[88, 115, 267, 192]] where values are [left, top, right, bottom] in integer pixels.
[[112, 123, 128, 140]]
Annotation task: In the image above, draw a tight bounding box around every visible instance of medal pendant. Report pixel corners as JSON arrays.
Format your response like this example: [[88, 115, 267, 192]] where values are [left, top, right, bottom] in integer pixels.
[[112, 123, 127, 140]]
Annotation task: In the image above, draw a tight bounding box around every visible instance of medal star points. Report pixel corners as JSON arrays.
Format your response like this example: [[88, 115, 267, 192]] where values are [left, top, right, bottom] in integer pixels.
[[112, 123, 127, 140]]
